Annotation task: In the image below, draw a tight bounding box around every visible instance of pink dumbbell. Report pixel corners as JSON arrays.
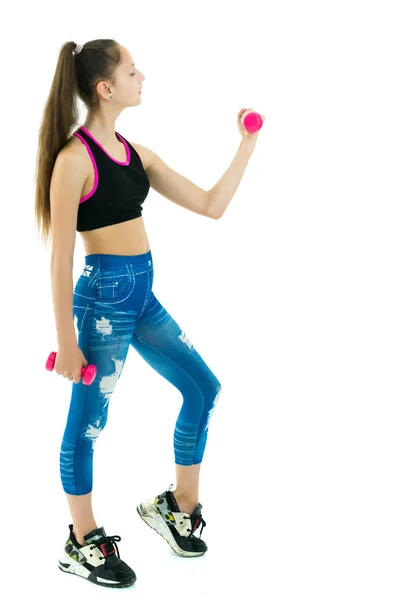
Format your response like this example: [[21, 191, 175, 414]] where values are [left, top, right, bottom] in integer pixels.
[[240, 109, 265, 133], [45, 351, 97, 386]]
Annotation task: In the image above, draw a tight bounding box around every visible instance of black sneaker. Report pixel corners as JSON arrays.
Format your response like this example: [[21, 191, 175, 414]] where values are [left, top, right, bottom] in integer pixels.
[[136, 484, 207, 557], [58, 524, 136, 588]]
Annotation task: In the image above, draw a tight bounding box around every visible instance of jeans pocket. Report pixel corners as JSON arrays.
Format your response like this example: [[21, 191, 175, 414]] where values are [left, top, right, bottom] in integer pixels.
[[94, 266, 135, 304], [74, 274, 97, 301]]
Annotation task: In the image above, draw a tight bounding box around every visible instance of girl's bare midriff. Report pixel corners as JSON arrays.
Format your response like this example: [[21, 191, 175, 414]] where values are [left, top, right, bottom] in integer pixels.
[[80, 218, 151, 256], [70, 134, 152, 257]]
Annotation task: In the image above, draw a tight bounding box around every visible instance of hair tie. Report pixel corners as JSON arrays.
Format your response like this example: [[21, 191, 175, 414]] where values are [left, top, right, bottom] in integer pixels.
[[74, 44, 83, 56]]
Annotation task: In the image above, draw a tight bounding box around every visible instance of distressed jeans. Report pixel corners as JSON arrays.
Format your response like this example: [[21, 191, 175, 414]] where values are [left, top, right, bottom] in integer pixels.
[[60, 251, 222, 495]]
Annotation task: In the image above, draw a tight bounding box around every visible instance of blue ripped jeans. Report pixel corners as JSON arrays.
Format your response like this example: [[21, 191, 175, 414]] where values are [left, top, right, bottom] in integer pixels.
[[60, 251, 222, 496]]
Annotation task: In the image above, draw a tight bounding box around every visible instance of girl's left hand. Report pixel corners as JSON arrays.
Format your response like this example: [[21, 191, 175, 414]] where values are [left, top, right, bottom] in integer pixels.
[[237, 108, 266, 141]]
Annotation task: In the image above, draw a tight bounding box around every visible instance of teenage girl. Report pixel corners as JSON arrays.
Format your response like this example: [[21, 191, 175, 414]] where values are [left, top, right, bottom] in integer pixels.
[[34, 38, 263, 588]]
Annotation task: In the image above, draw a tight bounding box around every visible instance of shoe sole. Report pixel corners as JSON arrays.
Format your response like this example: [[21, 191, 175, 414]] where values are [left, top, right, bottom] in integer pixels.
[[136, 501, 206, 558], [58, 551, 136, 588]]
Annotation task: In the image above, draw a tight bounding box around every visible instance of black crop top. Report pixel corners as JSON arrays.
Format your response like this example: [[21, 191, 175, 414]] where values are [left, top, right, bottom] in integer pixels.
[[73, 126, 150, 232]]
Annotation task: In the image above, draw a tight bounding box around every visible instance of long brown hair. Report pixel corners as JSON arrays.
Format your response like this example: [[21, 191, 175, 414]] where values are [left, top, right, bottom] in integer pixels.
[[34, 38, 121, 248]]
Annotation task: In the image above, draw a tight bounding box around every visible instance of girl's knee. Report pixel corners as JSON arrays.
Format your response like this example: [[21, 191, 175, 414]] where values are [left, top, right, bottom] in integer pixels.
[[82, 414, 107, 446], [204, 382, 222, 420]]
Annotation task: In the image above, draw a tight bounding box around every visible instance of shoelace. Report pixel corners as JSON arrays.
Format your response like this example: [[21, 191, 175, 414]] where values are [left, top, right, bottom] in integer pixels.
[[165, 487, 207, 539], [184, 513, 207, 539], [89, 535, 121, 561]]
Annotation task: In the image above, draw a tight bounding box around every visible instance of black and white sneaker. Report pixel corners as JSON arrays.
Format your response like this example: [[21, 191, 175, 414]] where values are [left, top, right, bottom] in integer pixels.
[[58, 524, 136, 588], [136, 484, 207, 557]]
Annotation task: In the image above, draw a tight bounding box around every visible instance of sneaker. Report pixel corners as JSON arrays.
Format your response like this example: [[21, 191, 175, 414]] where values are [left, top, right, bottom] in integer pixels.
[[136, 484, 207, 557], [58, 524, 136, 588]]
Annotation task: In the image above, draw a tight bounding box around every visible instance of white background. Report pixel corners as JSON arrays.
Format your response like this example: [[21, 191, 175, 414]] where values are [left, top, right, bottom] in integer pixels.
[[1, 0, 400, 598]]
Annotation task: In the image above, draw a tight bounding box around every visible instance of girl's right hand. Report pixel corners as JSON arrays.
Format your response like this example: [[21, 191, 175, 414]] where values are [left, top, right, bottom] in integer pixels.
[[54, 344, 88, 384]]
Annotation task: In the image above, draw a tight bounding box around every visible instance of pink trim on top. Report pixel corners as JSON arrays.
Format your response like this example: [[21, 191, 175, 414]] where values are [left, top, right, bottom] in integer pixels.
[[80, 126, 130, 165], [116, 132, 131, 164], [74, 132, 99, 203]]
